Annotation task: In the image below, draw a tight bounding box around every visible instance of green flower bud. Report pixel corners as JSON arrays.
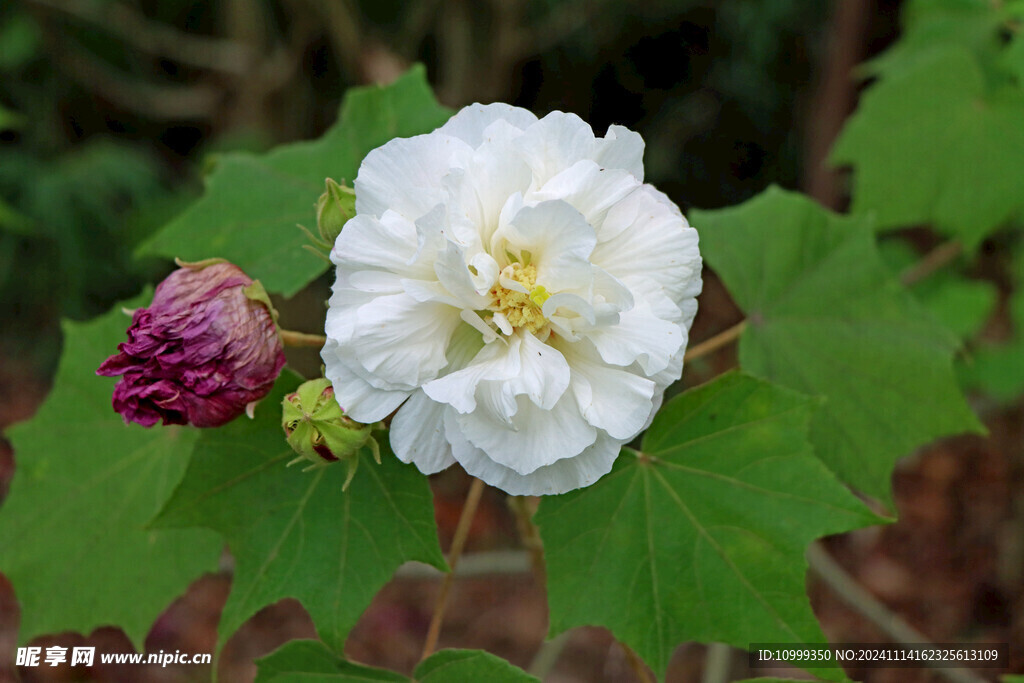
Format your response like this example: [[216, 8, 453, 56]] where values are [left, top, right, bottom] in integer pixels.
[[316, 178, 356, 245], [282, 378, 381, 490]]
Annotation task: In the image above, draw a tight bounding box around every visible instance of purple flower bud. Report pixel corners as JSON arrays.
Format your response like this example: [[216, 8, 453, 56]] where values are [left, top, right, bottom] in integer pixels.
[[97, 260, 286, 428]]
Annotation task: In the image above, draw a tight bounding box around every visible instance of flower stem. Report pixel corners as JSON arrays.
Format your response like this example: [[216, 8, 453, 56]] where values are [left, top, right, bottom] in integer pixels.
[[509, 495, 546, 587], [899, 239, 962, 286], [808, 542, 985, 683], [683, 320, 747, 362], [421, 477, 487, 661], [278, 329, 327, 348]]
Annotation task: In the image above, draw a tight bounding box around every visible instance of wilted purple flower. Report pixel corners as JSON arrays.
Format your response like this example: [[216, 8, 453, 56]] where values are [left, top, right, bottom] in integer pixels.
[[97, 260, 286, 428]]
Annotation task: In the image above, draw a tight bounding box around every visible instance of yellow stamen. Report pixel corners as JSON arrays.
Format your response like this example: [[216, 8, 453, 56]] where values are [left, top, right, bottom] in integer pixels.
[[489, 263, 548, 333]]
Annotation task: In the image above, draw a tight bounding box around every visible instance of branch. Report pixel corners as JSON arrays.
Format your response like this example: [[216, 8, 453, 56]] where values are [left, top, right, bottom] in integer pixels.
[[528, 631, 571, 679], [51, 39, 222, 119], [421, 477, 486, 660], [899, 240, 963, 286], [279, 330, 327, 348], [803, 0, 870, 209], [509, 495, 546, 586], [684, 320, 746, 363], [808, 542, 987, 683], [25, 0, 252, 74]]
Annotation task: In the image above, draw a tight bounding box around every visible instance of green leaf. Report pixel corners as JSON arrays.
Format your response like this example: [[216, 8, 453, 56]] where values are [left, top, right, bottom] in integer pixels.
[[0, 195, 34, 236], [536, 372, 881, 678], [0, 102, 24, 132], [832, 47, 1024, 247], [960, 288, 1024, 401], [0, 11, 41, 71], [863, 0, 1008, 79], [877, 240, 997, 339], [0, 297, 221, 645], [255, 640, 406, 682], [152, 372, 446, 651], [413, 649, 540, 682], [140, 65, 452, 296], [255, 641, 540, 683], [692, 187, 982, 500]]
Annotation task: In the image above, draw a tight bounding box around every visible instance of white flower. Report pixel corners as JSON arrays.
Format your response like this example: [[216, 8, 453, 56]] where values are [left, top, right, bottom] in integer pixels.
[[321, 104, 702, 495]]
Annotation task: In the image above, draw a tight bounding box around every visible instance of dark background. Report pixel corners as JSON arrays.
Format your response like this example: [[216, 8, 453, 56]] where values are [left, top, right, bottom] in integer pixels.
[[1, 1, 1021, 681]]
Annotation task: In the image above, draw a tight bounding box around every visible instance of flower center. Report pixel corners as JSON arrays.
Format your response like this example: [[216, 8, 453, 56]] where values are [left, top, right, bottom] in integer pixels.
[[489, 263, 550, 334]]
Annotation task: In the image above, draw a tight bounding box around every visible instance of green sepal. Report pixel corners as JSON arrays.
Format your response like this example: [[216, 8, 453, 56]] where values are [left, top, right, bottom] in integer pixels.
[[242, 279, 279, 321], [281, 378, 379, 488], [316, 178, 356, 245]]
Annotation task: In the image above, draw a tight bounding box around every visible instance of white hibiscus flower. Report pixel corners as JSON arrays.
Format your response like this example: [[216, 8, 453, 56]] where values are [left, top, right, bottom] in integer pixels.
[[322, 103, 702, 495]]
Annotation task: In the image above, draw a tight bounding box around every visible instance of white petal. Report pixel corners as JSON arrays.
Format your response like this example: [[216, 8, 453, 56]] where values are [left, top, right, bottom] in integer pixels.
[[460, 309, 500, 343], [423, 335, 520, 414], [333, 211, 434, 280], [589, 267, 635, 316], [325, 290, 423, 394], [410, 203, 449, 267], [423, 331, 569, 416], [492, 312, 514, 336], [584, 301, 683, 376], [438, 103, 538, 147], [591, 186, 703, 301], [533, 160, 641, 228], [517, 111, 598, 188], [444, 128, 533, 245], [324, 286, 375, 345], [594, 124, 645, 180], [451, 393, 597, 475], [497, 200, 596, 292], [507, 331, 570, 410], [399, 279, 467, 309], [321, 339, 410, 422], [542, 292, 595, 326], [556, 339, 656, 440], [642, 345, 686, 431], [348, 270, 405, 294], [355, 133, 472, 219], [353, 294, 461, 387], [468, 252, 499, 292], [434, 241, 492, 309], [448, 423, 620, 495], [390, 391, 456, 474]]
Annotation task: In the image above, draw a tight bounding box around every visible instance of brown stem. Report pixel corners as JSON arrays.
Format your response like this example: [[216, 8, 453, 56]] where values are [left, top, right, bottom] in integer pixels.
[[421, 477, 486, 660], [684, 320, 747, 363], [899, 240, 963, 286], [802, 0, 871, 209], [808, 542, 986, 683], [278, 330, 327, 348], [509, 496, 546, 587]]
